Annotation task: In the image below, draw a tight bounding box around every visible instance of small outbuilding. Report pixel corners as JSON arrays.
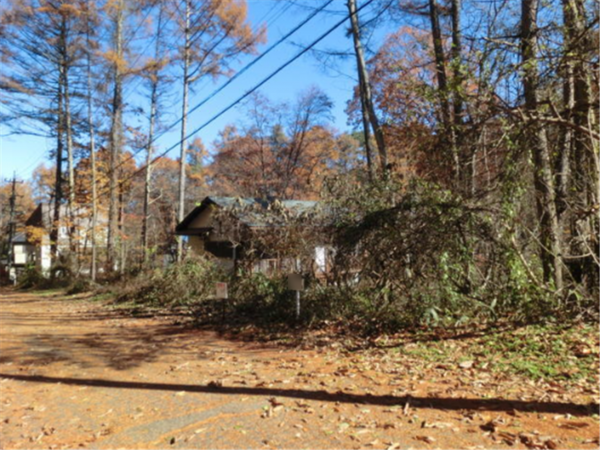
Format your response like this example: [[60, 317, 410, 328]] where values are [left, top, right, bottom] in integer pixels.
[[175, 196, 333, 276], [11, 232, 35, 268]]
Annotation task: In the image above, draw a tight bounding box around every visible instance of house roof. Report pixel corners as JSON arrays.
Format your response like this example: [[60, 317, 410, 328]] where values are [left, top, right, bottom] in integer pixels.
[[25, 202, 107, 230], [12, 232, 28, 244], [25, 203, 55, 229], [176, 196, 321, 234]]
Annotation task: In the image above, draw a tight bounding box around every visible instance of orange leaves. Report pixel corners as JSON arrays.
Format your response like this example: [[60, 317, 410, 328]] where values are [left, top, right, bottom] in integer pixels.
[[101, 50, 129, 74], [103, 0, 126, 14], [25, 226, 46, 245], [212, 0, 265, 50], [207, 88, 358, 200], [213, 0, 248, 30], [346, 25, 439, 181], [36, 2, 82, 18]]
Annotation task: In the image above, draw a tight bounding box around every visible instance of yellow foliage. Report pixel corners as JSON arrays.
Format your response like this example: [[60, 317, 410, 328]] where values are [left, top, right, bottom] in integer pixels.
[[102, 50, 129, 73], [25, 226, 46, 245]]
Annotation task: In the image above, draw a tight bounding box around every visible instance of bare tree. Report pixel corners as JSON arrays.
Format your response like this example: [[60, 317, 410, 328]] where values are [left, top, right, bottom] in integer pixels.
[[106, 0, 126, 271], [521, 0, 563, 291], [347, 0, 388, 175], [142, 3, 169, 263], [173, 0, 264, 261]]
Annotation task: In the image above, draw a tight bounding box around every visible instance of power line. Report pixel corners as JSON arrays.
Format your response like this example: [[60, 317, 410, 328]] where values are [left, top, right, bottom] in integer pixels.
[[90, 0, 335, 190], [105, 0, 376, 198], [15, 0, 296, 181], [69, 0, 376, 255], [16, 148, 48, 178], [123, 0, 292, 138]]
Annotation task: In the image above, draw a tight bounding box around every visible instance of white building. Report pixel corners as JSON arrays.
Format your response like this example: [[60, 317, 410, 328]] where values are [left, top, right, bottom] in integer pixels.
[[24, 203, 106, 274]]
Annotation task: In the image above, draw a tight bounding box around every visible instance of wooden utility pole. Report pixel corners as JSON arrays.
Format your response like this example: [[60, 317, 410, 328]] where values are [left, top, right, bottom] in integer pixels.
[[176, 0, 191, 263], [5, 173, 22, 277]]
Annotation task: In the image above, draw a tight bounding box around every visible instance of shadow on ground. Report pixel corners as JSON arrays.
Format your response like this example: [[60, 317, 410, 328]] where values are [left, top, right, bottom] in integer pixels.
[[0, 324, 237, 370], [0, 304, 236, 370], [1, 373, 597, 416]]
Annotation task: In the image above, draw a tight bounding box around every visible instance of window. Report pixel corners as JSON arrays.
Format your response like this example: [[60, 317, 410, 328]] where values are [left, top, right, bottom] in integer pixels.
[[315, 246, 326, 272]]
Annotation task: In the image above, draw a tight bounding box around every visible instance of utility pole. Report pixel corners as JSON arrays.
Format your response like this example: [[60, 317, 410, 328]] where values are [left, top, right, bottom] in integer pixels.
[[6, 173, 22, 282]]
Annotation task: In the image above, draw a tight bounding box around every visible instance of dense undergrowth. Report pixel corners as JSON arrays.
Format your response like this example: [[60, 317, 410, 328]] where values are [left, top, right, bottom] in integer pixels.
[[18, 179, 598, 335], [101, 259, 597, 335], [95, 260, 599, 386]]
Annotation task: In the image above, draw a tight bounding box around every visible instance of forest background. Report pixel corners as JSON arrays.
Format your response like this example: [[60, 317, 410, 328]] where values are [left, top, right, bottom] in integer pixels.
[[0, 0, 598, 329]]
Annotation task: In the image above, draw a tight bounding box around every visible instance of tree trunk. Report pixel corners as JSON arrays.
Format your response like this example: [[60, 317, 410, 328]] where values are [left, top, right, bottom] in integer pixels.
[[142, 6, 164, 265], [51, 70, 65, 270], [347, 0, 387, 174], [450, 0, 463, 124], [142, 84, 157, 263], [86, 8, 98, 281], [177, 0, 191, 263], [450, 0, 466, 188], [556, 49, 573, 220], [521, 0, 564, 292], [428, 0, 459, 181], [107, 0, 125, 272], [62, 19, 76, 264], [562, 0, 599, 293], [118, 187, 125, 274], [359, 85, 375, 181]]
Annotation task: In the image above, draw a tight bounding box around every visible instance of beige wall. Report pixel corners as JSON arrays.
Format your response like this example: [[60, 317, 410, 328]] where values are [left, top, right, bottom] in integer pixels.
[[188, 236, 205, 255], [189, 206, 213, 228]]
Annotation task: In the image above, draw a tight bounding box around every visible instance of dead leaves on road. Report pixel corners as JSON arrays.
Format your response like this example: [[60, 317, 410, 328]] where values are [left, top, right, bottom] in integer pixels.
[[2, 294, 598, 450]]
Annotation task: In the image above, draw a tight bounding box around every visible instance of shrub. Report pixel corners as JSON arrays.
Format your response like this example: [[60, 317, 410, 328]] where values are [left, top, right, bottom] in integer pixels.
[[66, 277, 96, 295], [113, 257, 223, 309], [17, 265, 48, 289], [17, 264, 74, 290], [228, 273, 291, 324], [323, 175, 553, 329]]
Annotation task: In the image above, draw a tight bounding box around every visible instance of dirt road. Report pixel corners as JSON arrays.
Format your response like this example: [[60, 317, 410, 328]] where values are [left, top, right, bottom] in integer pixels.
[[0, 290, 598, 449]]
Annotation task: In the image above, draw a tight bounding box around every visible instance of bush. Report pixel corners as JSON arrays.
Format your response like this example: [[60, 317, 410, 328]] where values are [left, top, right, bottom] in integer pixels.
[[66, 277, 96, 295], [322, 175, 554, 329], [17, 264, 75, 290], [17, 265, 48, 289], [113, 257, 223, 309], [106, 174, 596, 335], [228, 273, 292, 325]]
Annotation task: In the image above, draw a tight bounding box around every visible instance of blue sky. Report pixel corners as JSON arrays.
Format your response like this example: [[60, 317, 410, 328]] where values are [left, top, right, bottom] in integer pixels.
[[0, 0, 394, 182]]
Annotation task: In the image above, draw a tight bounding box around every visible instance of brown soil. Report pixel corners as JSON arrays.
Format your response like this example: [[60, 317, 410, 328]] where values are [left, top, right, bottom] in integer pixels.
[[0, 289, 598, 449]]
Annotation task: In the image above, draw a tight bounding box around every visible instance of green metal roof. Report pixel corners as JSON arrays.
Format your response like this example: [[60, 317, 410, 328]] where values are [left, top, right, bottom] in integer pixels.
[[176, 196, 324, 232], [207, 197, 321, 227]]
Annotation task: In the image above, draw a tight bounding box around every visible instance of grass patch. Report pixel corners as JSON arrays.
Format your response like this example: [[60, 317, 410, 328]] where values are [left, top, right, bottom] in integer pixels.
[[30, 288, 65, 297], [476, 323, 598, 383], [389, 322, 598, 385]]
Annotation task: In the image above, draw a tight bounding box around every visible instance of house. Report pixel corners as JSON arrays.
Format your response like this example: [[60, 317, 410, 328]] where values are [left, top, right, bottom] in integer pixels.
[[1, 232, 36, 283], [25, 203, 107, 274], [175, 196, 332, 276], [11, 232, 35, 268]]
